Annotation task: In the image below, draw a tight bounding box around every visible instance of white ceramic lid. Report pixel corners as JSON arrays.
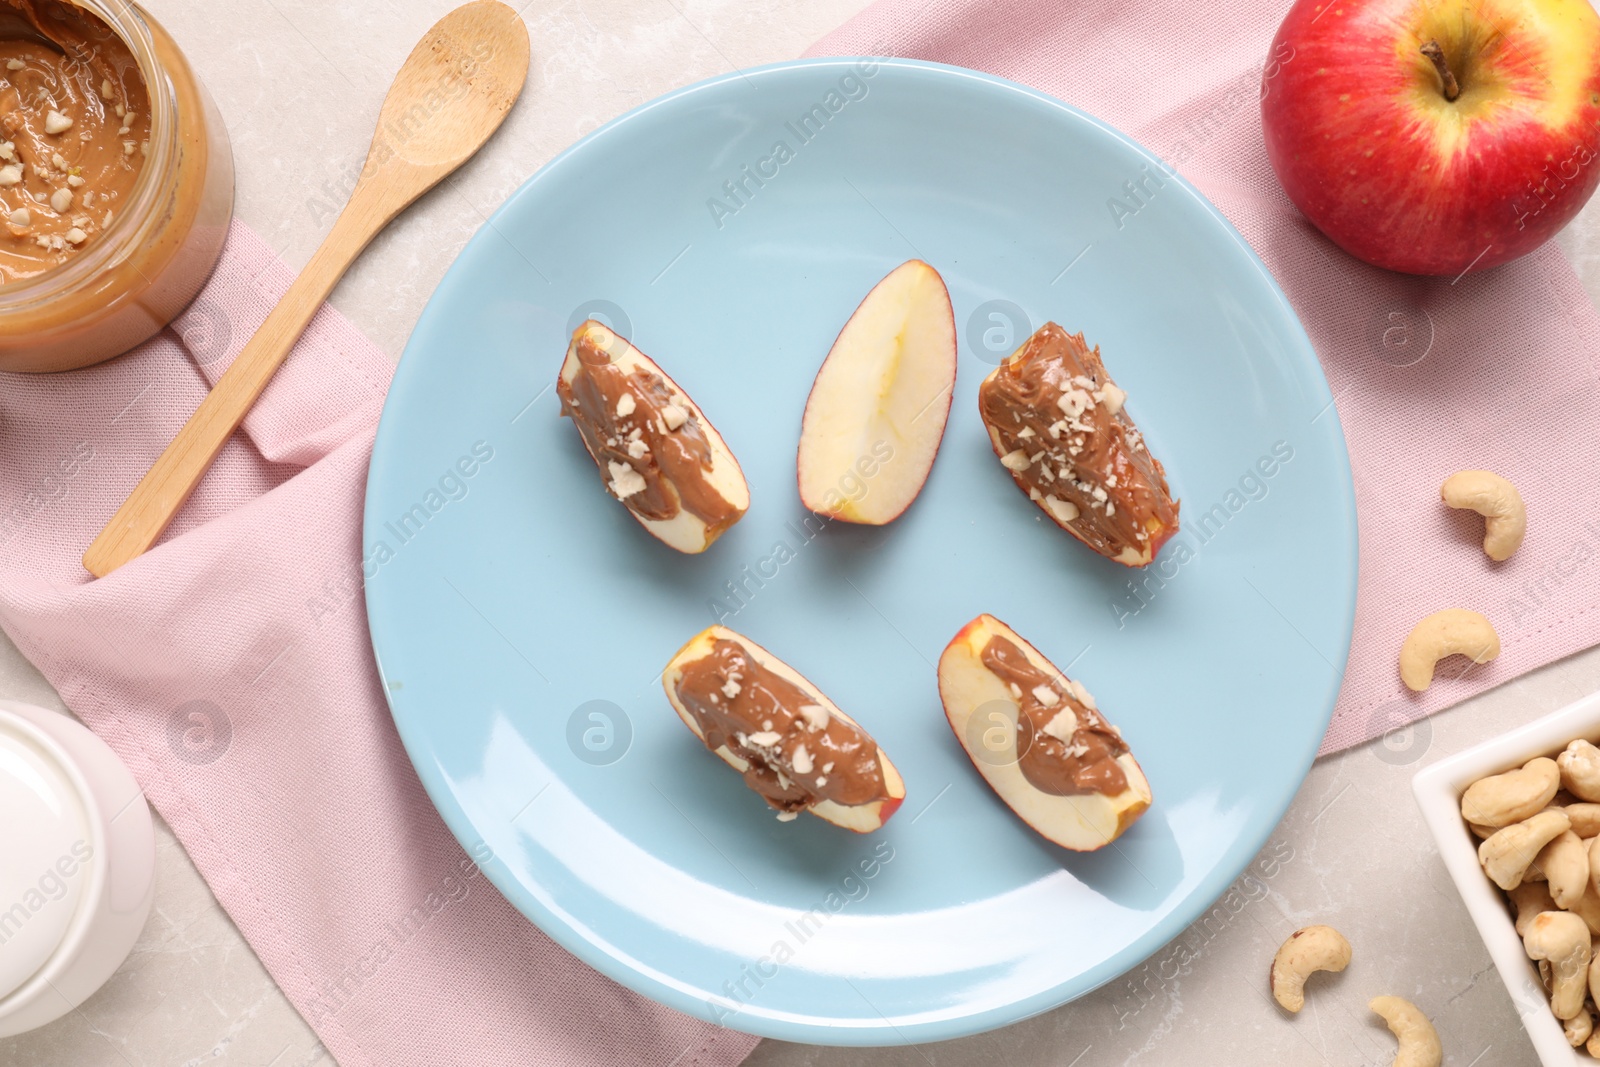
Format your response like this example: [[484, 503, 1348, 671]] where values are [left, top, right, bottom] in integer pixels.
[[0, 718, 91, 1001]]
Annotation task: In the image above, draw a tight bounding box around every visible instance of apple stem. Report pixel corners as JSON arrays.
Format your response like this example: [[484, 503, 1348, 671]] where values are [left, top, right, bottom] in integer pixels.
[[1420, 40, 1460, 102]]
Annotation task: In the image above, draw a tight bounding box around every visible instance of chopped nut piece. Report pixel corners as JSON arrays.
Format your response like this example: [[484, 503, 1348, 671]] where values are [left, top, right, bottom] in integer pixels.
[[49, 152, 65, 171], [660, 402, 688, 430], [7, 208, 28, 226], [1041, 708, 1078, 742], [1032, 684, 1060, 707], [63, 227, 85, 245], [606, 460, 646, 500], [100, 78, 113, 99], [101, 208, 112, 227], [1057, 387, 1093, 418], [49, 188, 71, 212], [720, 677, 741, 698], [1000, 449, 1031, 471], [793, 743, 813, 774], [1099, 383, 1126, 414], [775, 810, 798, 822], [798, 704, 829, 731], [747, 730, 782, 747], [0, 142, 12, 162], [5, 59, 23, 71], [614, 392, 636, 418], [0, 165, 20, 187], [625, 438, 648, 459], [1044, 495, 1079, 524], [122, 140, 135, 155], [43, 110, 72, 134]]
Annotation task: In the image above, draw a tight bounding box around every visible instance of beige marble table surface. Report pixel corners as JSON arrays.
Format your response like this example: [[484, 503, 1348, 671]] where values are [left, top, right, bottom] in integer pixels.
[[4, 0, 1600, 1064]]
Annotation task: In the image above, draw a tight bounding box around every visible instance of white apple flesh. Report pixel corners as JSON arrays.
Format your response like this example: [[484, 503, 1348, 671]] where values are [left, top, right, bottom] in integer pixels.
[[938, 614, 1151, 850], [559, 321, 749, 554], [796, 260, 957, 524], [662, 626, 905, 833]]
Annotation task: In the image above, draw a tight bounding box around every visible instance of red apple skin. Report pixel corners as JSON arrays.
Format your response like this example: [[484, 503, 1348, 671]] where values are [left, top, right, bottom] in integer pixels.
[[1261, 0, 1600, 276]]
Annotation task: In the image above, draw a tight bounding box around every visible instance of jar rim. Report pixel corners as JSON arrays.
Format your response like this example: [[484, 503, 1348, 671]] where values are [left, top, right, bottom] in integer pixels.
[[0, 0, 180, 312]]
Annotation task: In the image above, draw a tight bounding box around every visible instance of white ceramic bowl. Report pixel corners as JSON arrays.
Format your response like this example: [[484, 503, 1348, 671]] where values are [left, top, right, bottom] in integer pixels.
[[1414, 689, 1600, 1065], [0, 699, 154, 1037]]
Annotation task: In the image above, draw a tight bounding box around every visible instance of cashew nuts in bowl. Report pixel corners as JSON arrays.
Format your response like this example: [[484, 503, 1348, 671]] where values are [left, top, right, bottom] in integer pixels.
[[1398, 609, 1500, 692], [1536, 830, 1590, 909], [1269, 924, 1351, 1012], [1441, 469, 1526, 562], [1560, 740, 1600, 803], [1459, 756, 1559, 828], [1478, 809, 1570, 890], [1370, 996, 1442, 1067], [1524, 911, 1592, 1019]]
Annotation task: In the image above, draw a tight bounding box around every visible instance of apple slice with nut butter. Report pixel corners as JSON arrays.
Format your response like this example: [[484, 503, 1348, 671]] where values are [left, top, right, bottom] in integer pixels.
[[662, 626, 905, 832], [557, 321, 749, 553], [938, 614, 1151, 850], [978, 322, 1179, 566]]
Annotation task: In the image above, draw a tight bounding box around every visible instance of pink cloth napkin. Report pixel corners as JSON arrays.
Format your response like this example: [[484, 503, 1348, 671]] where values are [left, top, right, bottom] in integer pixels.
[[0, 220, 757, 1067], [808, 0, 1600, 756]]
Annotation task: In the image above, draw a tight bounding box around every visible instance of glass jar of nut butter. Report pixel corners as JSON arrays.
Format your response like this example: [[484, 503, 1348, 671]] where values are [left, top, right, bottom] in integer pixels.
[[0, 0, 233, 372]]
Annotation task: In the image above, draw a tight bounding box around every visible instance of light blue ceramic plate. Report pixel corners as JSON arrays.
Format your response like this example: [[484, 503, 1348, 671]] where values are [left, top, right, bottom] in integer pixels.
[[364, 58, 1356, 1046]]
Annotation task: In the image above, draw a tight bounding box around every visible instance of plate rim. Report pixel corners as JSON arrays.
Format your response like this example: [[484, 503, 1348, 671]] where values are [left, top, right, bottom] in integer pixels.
[[363, 55, 1359, 1045]]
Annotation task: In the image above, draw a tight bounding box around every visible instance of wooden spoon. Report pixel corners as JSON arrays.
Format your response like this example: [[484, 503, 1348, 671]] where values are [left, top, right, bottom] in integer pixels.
[[83, 1, 530, 577]]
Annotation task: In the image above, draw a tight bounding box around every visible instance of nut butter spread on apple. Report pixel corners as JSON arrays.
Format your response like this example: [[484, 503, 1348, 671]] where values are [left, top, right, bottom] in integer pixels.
[[557, 329, 741, 532], [672, 637, 890, 814], [979, 634, 1130, 797], [0, 0, 150, 281], [978, 322, 1179, 566]]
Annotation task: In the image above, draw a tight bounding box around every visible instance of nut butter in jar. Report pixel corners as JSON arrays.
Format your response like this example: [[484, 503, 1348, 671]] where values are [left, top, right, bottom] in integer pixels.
[[0, 0, 233, 372]]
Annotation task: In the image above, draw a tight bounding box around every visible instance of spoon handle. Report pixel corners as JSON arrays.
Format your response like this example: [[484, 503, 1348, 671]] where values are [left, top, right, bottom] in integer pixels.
[[82, 189, 392, 578]]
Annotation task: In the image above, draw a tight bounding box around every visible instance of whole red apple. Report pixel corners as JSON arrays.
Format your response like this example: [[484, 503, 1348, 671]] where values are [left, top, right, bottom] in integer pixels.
[[1261, 0, 1600, 276]]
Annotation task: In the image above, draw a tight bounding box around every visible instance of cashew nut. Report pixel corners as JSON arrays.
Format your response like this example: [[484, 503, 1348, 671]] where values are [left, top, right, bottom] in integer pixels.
[[1560, 740, 1600, 803], [1460, 757, 1560, 828], [1269, 924, 1351, 1012], [1536, 830, 1590, 909], [1567, 1008, 1594, 1047], [1398, 609, 1500, 692], [1509, 881, 1558, 937], [1369, 996, 1441, 1067], [1441, 470, 1526, 561], [1525, 911, 1591, 1019], [1566, 884, 1600, 936], [1569, 803, 1600, 837], [1590, 1027, 1600, 1058], [1480, 810, 1571, 890]]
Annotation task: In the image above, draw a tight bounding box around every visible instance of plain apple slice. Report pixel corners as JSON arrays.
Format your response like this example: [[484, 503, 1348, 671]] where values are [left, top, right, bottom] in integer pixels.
[[662, 625, 905, 832], [796, 260, 957, 524], [938, 614, 1150, 850], [557, 321, 749, 554]]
